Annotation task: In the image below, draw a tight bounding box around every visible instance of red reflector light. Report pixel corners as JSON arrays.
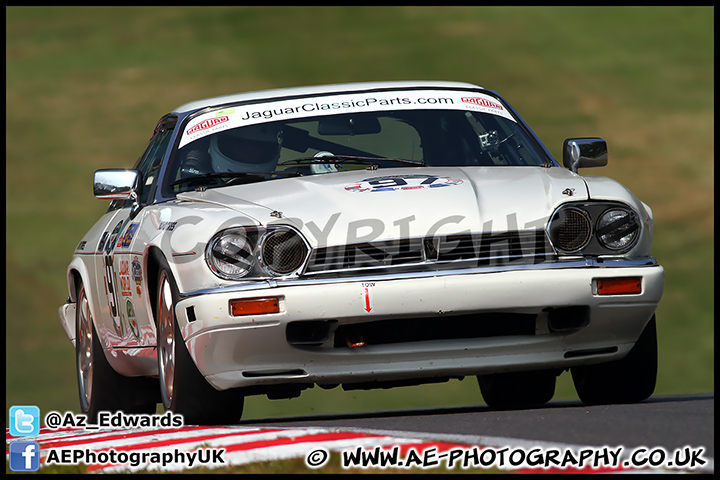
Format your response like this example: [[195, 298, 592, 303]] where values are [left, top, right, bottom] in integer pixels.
[[596, 277, 642, 295], [230, 297, 280, 316]]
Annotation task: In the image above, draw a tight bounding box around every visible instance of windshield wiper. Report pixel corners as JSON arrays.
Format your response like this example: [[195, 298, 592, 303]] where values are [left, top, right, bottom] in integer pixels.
[[169, 170, 302, 188], [280, 155, 424, 167]]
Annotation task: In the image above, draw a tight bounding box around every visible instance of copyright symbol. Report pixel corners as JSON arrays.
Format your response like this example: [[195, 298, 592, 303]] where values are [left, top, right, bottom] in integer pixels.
[[45, 412, 62, 429], [305, 448, 329, 468]]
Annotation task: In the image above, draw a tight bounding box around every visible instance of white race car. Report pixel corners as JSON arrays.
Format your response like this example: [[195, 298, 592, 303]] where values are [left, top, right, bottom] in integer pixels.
[[59, 81, 664, 424]]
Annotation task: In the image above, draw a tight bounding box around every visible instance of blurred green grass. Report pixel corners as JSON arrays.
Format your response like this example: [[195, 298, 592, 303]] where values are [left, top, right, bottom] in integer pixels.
[[6, 6, 713, 419]]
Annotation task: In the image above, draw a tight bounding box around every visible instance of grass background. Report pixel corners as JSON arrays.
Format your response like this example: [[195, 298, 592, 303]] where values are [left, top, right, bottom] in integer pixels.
[[6, 6, 713, 420]]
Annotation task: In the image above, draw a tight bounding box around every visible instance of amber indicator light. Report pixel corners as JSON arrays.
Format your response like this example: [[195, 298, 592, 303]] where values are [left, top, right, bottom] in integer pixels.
[[230, 297, 280, 316], [596, 277, 642, 295]]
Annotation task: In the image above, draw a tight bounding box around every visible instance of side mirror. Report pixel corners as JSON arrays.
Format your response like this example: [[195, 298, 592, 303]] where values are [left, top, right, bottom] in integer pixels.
[[563, 138, 608, 173], [94, 169, 140, 200]]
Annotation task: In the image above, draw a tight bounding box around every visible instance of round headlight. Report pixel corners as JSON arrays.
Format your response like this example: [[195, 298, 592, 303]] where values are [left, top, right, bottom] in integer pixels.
[[597, 208, 639, 251], [207, 230, 257, 279], [260, 228, 308, 275], [549, 207, 591, 252]]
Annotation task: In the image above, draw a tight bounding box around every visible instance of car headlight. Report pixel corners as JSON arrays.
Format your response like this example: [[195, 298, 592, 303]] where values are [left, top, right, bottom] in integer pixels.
[[206, 226, 310, 280], [596, 208, 639, 251], [207, 228, 259, 279], [548, 202, 642, 256]]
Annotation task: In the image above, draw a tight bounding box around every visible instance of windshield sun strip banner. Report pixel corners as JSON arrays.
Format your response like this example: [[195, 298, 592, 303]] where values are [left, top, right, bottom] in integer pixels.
[[179, 90, 516, 149]]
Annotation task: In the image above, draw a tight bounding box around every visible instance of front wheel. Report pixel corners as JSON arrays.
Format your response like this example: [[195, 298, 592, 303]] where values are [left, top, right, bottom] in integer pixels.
[[155, 257, 244, 425], [477, 370, 557, 410], [75, 280, 156, 423], [571, 315, 658, 405]]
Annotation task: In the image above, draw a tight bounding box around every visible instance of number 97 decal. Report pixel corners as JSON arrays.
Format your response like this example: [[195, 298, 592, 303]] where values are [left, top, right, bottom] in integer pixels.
[[345, 175, 463, 193]]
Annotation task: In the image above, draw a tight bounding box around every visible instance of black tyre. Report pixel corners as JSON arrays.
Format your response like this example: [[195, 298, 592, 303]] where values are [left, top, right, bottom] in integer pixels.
[[571, 315, 657, 405], [75, 281, 156, 423], [477, 369, 556, 410], [155, 256, 244, 425]]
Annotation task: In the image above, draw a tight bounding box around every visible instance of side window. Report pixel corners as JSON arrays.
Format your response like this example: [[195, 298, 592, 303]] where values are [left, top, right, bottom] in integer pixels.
[[135, 124, 174, 205]]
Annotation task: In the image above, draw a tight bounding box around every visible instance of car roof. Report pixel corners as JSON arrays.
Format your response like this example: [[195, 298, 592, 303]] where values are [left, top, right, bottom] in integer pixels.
[[172, 80, 484, 114]]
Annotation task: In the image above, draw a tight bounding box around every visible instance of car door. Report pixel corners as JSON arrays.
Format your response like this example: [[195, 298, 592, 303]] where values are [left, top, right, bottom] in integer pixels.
[[93, 118, 175, 359]]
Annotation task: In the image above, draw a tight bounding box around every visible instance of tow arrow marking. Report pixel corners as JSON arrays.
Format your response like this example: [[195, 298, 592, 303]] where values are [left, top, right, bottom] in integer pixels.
[[364, 287, 372, 313]]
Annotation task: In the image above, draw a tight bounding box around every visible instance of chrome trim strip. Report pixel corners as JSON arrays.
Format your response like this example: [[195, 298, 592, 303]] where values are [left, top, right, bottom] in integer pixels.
[[110, 345, 156, 350], [179, 257, 659, 300]]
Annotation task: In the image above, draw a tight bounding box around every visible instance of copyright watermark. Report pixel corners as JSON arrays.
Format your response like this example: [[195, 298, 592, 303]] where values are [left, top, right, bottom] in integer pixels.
[[305, 444, 708, 472], [305, 448, 330, 468]]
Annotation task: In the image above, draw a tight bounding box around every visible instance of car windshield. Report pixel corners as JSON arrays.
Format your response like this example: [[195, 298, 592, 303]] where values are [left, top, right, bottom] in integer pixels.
[[165, 90, 550, 194]]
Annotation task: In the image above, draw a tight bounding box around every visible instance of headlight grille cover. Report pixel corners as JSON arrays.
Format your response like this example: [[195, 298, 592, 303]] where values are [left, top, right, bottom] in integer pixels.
[[550, 207, 591, 252], [261, 228, 308, 275]]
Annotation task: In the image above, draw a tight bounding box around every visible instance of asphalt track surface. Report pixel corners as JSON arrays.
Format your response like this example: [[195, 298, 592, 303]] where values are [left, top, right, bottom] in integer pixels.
[[245, 393, 714, 458]]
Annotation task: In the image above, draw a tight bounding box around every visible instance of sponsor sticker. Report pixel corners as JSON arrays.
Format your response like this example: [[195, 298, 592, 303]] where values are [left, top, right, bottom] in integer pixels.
[[117, 223, 139, 248], [461, 97, 504, 110], [178, 90, 515, 149], [132, 256, 143, 295], [118, 259, 133, 297], [186, 115, 229, 136], [345, 174, 463, 193]]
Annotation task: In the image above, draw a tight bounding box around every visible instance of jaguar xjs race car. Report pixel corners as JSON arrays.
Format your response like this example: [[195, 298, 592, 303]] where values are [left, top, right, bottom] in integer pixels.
[[59, 81, 664, 424]]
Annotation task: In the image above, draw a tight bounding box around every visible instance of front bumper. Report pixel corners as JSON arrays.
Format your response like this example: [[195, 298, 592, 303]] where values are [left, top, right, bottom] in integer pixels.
[[174, 260, 664, 391]]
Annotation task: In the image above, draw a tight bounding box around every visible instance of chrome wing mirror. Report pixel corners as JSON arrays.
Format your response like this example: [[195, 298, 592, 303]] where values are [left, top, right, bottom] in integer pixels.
[[563, 138, 608, 173], [93, 169, 141, 217]]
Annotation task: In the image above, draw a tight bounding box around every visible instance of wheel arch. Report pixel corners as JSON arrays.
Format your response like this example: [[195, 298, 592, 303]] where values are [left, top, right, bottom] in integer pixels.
[[145, 246, 166, 329], [66, 256, 93, 302], [62, 258, 96, 344]]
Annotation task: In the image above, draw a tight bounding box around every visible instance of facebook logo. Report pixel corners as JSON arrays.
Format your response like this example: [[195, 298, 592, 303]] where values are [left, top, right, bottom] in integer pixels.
[[9, 441, 41, 472], [9, 405, 40, 437]]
